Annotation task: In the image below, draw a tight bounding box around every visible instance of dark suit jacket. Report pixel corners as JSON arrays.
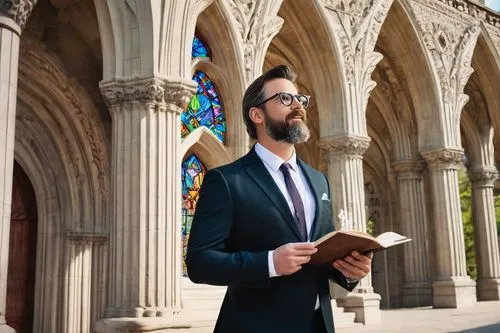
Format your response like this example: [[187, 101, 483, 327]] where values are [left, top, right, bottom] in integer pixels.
[[186, 147, 357, 333]]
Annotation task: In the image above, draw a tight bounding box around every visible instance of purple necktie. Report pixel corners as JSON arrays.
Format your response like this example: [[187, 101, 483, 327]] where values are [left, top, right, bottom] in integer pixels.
[[280, 163, 308, 242]]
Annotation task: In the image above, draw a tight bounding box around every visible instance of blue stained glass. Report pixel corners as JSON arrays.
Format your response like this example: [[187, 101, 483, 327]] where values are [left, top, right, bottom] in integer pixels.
[[181, 154, 206, 276], [192, 36, 209, 58], [181, 71, 226, 142]]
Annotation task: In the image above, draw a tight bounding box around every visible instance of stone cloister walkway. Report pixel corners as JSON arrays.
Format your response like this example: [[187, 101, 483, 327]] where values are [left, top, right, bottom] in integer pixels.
[[337, 301, 500, 333]]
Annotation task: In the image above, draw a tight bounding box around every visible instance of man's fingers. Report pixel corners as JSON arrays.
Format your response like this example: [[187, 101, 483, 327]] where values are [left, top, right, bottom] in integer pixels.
[[289, 242, 317, 250], [291, 248, 317, 256], [352, 251, 373, 264], [334, 259, 366, 278], [344, 255, 370, 271]]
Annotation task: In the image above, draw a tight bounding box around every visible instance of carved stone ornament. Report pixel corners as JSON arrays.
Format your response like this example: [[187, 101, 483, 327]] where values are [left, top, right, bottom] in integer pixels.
[[20, 43, 109, 194], [322, 0, 391, 87], [226, 0, 284, 83], [99, 77, 197, 112], [67, 231, 108, 245], [392, 160, 425, 174], [319, 135, 371, 156], [421, 148, 464, 168], [0, 0, 37, 30], [408, 1, 480, 106], [468, 168, 499, 185]]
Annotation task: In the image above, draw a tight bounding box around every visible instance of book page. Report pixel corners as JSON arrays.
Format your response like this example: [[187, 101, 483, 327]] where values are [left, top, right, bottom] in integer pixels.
[[376, 231, 411, 248]]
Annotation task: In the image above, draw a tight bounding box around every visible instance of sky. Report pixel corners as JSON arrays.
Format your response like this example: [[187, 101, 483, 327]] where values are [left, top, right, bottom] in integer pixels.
[[485, 0, 500, 11]]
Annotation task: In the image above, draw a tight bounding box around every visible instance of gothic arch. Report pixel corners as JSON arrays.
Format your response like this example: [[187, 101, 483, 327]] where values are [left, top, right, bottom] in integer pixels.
[[469, 28, 500, 166], [15, 40, 109, 332], [95, 0, 212, 79], [194, 5, 247, 158], [370, 55, 419, 160], [379, 0, 441, 150], [277, 0, 343, 139], [180, 127, 232, 169]]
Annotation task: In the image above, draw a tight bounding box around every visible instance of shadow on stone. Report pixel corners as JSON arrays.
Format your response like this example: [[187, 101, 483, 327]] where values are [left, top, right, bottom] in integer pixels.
[[449, 323, 500, 333]]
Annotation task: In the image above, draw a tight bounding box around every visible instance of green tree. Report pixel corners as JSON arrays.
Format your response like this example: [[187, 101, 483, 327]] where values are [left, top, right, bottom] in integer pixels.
[[458, 170, 476, 280]]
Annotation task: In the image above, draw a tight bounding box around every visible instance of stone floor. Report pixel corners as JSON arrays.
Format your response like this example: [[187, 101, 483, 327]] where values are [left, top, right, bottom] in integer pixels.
[[337, 301, 500, 333]]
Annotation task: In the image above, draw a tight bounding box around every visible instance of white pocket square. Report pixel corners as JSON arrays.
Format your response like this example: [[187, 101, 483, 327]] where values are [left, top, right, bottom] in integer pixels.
[[321, 193, 330, 201]]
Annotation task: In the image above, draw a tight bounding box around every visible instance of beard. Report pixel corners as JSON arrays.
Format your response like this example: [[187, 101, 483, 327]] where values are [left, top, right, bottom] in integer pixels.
[[263, 108, 310, 144]]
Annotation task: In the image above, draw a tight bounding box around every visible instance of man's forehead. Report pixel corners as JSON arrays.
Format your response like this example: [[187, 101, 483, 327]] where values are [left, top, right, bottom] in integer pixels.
[[263, 78, 298, 94]]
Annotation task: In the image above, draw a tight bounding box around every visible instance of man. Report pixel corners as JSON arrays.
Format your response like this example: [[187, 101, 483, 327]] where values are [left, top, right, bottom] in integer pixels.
[[186, 65, 372, 333]]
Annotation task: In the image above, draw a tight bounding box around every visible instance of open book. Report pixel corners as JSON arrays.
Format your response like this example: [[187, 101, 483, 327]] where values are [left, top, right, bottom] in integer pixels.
[[309, 230, 411, 265]]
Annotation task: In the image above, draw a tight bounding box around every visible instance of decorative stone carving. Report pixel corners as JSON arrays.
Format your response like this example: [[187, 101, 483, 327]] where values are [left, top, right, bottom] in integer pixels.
[[464, 76, 491, 134], [421, 148, 464, 169], [226, 0, 284, 83], [319, 135, 371, 156], [407, 1, 480, 105], [99, 77, 197, 113], [0, 0, 37, 30], [322, 0, 391, 88], [468, 169, 499, 185], [392, 160, 425, 174], [19, 43, 109, 194], [375, 57, 416, 133], [67, 232, 108, 244]]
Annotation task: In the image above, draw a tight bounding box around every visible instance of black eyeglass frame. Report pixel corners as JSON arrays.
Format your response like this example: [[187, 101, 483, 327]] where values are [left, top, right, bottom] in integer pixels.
[[254, 92, 311, 109]]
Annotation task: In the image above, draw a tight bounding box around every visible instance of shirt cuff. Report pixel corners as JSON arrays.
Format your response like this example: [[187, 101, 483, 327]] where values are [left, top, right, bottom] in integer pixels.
[[268, 251, 279, 277], [345, 277, 359, 284]]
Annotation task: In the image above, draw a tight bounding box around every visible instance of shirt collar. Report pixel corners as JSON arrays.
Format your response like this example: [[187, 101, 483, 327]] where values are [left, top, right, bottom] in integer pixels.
[[255, 143, 298, 172]]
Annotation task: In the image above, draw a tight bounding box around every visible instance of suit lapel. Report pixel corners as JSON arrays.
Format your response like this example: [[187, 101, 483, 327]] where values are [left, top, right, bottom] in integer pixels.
[[296, 159, 323, 241], [244, 148, 303, 241]]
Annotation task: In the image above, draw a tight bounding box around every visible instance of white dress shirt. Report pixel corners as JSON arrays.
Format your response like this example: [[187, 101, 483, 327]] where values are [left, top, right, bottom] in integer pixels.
[[254, 143, 320, 309]]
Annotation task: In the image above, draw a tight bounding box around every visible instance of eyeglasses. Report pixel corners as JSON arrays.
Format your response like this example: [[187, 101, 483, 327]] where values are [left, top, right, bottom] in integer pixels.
[[254, 92, 311, 109]]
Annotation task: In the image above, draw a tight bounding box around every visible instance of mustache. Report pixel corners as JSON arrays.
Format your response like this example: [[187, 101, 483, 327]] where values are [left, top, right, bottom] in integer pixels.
[[286, 110, 306, 121]]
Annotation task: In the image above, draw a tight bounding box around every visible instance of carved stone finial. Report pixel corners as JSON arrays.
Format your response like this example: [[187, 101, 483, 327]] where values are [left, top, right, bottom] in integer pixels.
[[421, 148, 464, 169], [0, 0, 38, 30], [319, 135, 371, 157]]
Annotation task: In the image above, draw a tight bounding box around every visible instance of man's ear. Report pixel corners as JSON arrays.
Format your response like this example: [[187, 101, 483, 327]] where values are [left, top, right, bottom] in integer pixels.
[[249, 107, 264, 125]]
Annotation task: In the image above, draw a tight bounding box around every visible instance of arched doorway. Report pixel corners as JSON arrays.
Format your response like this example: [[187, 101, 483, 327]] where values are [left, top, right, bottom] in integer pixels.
[[5, 161, 37, 333]]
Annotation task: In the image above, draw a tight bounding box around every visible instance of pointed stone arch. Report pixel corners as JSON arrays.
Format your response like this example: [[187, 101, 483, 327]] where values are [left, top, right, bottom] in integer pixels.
[[469, 27, 500, 167], [180, 127, 232, 169], [378, 0, 441, 150], [15, 39, 109, 332]]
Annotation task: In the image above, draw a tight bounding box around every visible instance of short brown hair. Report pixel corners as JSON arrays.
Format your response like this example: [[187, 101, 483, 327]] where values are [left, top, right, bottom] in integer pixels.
[[242, 65, 297, 140]]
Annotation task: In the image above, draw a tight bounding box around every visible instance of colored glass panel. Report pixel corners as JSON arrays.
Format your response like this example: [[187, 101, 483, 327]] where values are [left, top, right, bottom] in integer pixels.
[[181, 71, 226, 142], [192, 36, 209, 58], [181, 154, 206, 276]]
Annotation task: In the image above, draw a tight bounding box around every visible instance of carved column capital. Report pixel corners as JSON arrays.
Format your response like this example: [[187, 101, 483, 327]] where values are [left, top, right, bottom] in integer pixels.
[[99, 77, 197, 114], [319, 135, 371, 157], [468, 168, 499, 188], [67, 232, 108, 245], [421, 148, 464, 170], [0, 0, 37, 31], [392, 160, 425, 179]]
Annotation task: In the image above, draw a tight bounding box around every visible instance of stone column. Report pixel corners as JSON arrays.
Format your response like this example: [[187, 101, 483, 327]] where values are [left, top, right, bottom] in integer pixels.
[[320, 135, 381, 324], [392, 160, 432, 307], [469, 169, 500, 301], [95, 77, 196, 333], [222, 0, 284, 157], [0, 2, 36, 333], [421, 149, 476, 308]]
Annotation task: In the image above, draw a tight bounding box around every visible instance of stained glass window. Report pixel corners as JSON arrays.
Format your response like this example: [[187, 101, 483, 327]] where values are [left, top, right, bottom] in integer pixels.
[[181, 153, 206, 276], [192, 36, 209, 58], [181, 71, 226, 142]]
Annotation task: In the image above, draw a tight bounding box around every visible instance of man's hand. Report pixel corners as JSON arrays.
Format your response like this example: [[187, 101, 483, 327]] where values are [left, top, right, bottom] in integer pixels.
[[273, 242, 317, 276], [333, 251, 373, 280]]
